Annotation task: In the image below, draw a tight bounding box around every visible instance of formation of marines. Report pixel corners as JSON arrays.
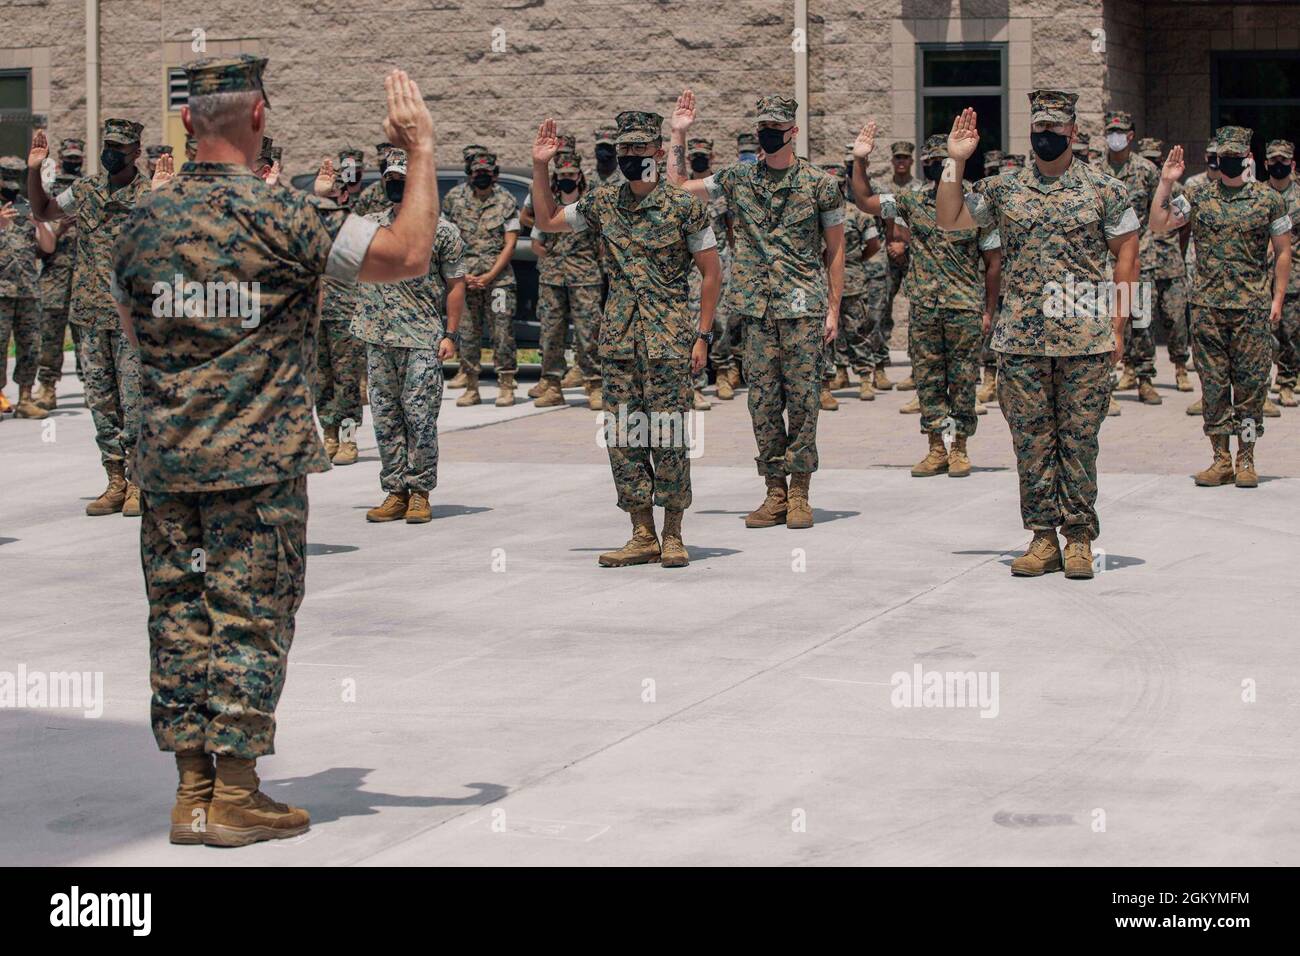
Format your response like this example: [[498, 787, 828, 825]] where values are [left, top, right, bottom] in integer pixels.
[[2, 48, 1294, 849]]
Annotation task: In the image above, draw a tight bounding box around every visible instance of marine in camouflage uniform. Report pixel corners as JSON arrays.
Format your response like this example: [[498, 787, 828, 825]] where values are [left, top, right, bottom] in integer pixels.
[[822, 160, 880, 403], [442, 150, 520, 404], [351, 142, 395, 217], [1137, 137, 1193, 392], [0, 156, 49, 420], [531, 151, 604, 409], [534, 109, 720, 567], [34, 139, 84, 409], [679, 93, 844, 528], [977, 150, 1005, 395], [945, 90, 1142, 577], [882, 141, 920, 385], [1103, 111, 1163, 402], [1161, 126, 1293, 486], [30, 118, 152, 515], [867, 134, 1001, 476], [685, 136, 735, 405], [1262, 140, 1299, 407], [354, 149, 467, 522]]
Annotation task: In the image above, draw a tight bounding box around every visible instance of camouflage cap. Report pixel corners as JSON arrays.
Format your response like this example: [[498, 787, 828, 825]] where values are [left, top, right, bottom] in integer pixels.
[[553, 153, 582, 174], [755, 94, 797, 124], [614, 110, 663, 145], [890, 141, 914, 157], [102, 118, 143, 146], [1137, 137, 1163, 159], [384, 148, 408, 176], [593, 127, 618, 146], [338, 147, 364, 164], [1072, 131, 1091, 153], [468, 152, 497, 172], [1204, 141, 1219, 156], [1265, 139, 1295, 161], [60, 137, 85, 158], [687, 136, 714, 156], [920, 134, 948, 161], [375, 142, 394, 160], [145, 144, 173, 159], [983, 149, 1004, 169], [737, 131, 759, 152], [1104, 109, 1134, 132], [1215, 125, 1252, 158], [0, 156, 24, 185], [461, 143, 490, 162], [1029, 89, 1078, 125], [821, 162, 846, 179], [555, 133, 576, 154], [1001, 154, 1025, 169], [184, 54, 270, 106]]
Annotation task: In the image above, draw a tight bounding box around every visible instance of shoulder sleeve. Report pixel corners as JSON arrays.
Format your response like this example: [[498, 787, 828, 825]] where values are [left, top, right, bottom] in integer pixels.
[[1268, 189, 1293, 236], [570, 190, 597, 233], [683, 193, 715, 252], [437, 220, 467, 279], [55, 180, 80, 215], [978, 226, 1002, 251], [966, 177, 996, 228], [502, 191, 520, 233], [815, 174, 845, 227], [877, 191, 900, 223], [704, 168, 729, 201], [1100, 176, 1140, 238], [291, 192, 380, 281]]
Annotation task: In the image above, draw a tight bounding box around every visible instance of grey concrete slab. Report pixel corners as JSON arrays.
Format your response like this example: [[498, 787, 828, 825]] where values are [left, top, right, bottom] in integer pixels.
[[2, 353, 1298, 866]]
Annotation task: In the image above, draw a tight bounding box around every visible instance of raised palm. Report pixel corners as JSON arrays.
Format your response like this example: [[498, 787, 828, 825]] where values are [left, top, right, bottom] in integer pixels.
[[948, 108, 980, 162], [853, 122, 877, 160], [28, 129, 48, 170], [314, 158, 335, 197], [672, 90, 696, 134], [1161, 145, 1185, 183], [533, 119, 559, 165]]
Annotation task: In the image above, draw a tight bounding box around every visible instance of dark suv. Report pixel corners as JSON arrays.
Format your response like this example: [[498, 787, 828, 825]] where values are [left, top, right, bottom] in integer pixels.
[[290, 166, 539, 347]]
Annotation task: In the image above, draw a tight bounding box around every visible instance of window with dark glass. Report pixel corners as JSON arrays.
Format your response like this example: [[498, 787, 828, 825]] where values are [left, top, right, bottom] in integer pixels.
[[918, 45, 1006, 176]]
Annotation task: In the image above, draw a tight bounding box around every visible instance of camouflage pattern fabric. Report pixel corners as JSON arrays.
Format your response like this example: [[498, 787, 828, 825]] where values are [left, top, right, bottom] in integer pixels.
[[76, 326, 141, 465], [1175, 180, 1291, 309], [997, 353, 1111, 540], [315, 321, 365, 429], [968, 160, 1138, 356], [57, 170, 152, 331], [351, 178, 392, 217], [458, 285, 518, 375], [1275, 293, 1300, 390], [1191, 306, 1272, 439], [841, 201, 875, 298], [36, 184, 78, 385], [534, 209, 602, 286], [0, 197, 41, 301], [1275, 179, 1300, 296], [1108, 152, 1163, 377], [441, 181, 519, 287], [744, 312, 822, 476], [689, 190, 735, 386], [601, 327, 693, 512], [909, 304, 983, 437], [142, 475, 306, 757], [1153, 275, 1190, 366], [884, 181, 996, 312], [111, 161, 353, 491], [352, 212, 465, 349], [0, 296, 41, 389], [835, 287, 882, 376], [38, 307, 79, 386], [538, 282, 601, 383], [368, 345, 443, 493]]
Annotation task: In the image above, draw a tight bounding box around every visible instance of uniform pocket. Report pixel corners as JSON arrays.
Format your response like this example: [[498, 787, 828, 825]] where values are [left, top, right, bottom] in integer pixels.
[[253, 499, 305, 621]]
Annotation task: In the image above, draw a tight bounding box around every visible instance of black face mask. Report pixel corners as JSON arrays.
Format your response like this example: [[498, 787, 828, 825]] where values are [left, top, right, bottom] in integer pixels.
[[689, 154, 710, 173], [556, 178, 579, 194], [62, 160, 82, 176], [922, 161, 945, 183], [618, 154, 656, 182], [1030, 131, 1070, 162], [384, 179, 405, 203], [1218, 156, 1246, 178], [595, 145, 617, 169], [757, 127, 790, 155], [1206, 157, 1219, 171], [1267, 161, 1292, 181], [470, 173, 493, 189], [0, 187, 17, 203], [101, 148, 129, 175]]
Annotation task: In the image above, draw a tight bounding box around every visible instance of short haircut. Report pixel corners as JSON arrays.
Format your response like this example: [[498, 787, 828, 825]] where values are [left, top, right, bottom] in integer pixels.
[[186, 90, 261, 139]]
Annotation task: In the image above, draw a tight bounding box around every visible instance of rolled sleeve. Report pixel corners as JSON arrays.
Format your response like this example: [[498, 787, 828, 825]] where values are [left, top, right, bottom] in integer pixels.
[[820, 207, 845, 228], [563, 202, 589, 233], [1169, 193, 1191, 222], [529, 226, 543, 241], [441, 257, 466, 280], [965, 191, 993, 228], [864, 224, 879, 240], [877, 192, 898, 221], [702, 174, 724, 201], [687, 225, 717, 253], [55, 187, 76, 216], [504, 216, 521, 234], [1107, 206, 1141, 239], [1271, 214, 1294, 237], [325, 212, 382, 282], [978, 228, 1002, 251]]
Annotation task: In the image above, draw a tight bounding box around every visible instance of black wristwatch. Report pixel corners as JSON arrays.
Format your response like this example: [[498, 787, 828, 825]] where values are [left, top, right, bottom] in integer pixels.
[[443, 329, 460, 345], [696, 329, 715, 345]]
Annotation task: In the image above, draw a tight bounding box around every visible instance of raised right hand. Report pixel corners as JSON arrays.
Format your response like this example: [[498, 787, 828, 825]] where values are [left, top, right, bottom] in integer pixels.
[[853, 122, 877, 160], [314, 158, 335, 197], [672, 90, 696, 134], [532, 119, 559, 165], [382, 69, 434, 153], [28, 129, 48, 170], [948, 108, 980, 162], [1161, 145, 1185, 184]]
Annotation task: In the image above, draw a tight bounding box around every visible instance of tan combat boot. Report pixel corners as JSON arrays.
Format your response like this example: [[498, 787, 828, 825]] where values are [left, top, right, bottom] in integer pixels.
[[495, 371, 517, 407], [975, 401, 988, 416], [1116, 366, 1137, 390], [1010, 530, 1063, 577], [1263, 397, 1281, 418], [598, 508, 661, 567], [170, 752, 215, 845], [561, 366, 585, 389], [448, 367, 469, 389], [1234, 442, 1258, 488], [456, 372, 481, 407], [828, 366, 849, 390], [693, 388, 711, 411], [1108, 395, 1121, 417], [716, 372, 734, 400], [948, 434, 972, 478], [322, 424, 339, 459], [1174, 364, 1192, 392], [896, 375, 916, 391], [911, 432, 949, 477], [745, 476, 788, 528], [858, 378, 875, 401], [727, 367, 743, 390], [0, 390, 12, 415], [534, 375, 565, 407], [366, 492, 409, 522], [787, 473, 814, 529], [1279, 385, 1298, 407], [976, 368, 997, 404], [660, 509, 689, 568], [332, 437, 358, 465], [86, 462, 128, 516], [33, 381, 58, 411], [1062, 528, 1096, 580], [820, 386, 839, 411], [527, 378, 546, 399], [406, 489, 433, 522], [588, 382, 604, 411], [872, 367, 894, 391], [204, 756, 310, 847], [122, 482, 142, 517], [1137, 378, 1162, 405], [1194, 435, 1235, 486], [1186, 398, 1202, 416], [899, 396, 921, 414], [14, 386, 48, 419]]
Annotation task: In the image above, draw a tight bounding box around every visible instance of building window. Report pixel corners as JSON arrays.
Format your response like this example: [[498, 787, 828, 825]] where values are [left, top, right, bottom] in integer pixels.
[[0, 69, 33, 164], [1212, 52, 1300, 164], [917, 44, 1006, 175]]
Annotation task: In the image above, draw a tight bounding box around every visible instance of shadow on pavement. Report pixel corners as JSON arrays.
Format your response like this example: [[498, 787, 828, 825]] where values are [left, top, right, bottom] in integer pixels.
[[307, 543, 361, 556], [263, 769, 507, 825]]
